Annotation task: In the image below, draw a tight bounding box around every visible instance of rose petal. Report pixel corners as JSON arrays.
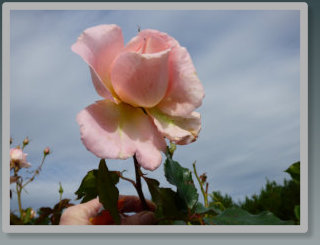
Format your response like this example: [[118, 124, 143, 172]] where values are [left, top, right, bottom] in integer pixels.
[[89, 68, 115, 101], [111, 50, 170, 108], [10, 148, 22, 161], [71, 24, 124, 100], [77, 100, 166, 170], [147, 108, 201, 145], [10, 148, 32, 168], [125, 29, 179, 54], [157, 46, 205, 117]]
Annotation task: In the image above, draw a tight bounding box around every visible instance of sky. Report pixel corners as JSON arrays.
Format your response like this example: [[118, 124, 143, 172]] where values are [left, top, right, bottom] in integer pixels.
[[9, 10, 300, 212]]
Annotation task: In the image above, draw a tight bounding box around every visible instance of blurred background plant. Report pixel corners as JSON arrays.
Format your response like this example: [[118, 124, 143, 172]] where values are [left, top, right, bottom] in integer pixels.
[[209, 162, 300, 224], [9, 139, 300, 225], [10, 137, 74, 225]]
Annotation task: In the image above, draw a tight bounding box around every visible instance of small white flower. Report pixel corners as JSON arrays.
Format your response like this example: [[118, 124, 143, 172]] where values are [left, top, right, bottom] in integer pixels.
[[10, 148, 31, 169]]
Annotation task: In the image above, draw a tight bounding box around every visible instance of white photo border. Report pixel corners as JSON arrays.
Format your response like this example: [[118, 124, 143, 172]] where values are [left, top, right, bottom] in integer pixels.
[[2, 2, 308, 233]]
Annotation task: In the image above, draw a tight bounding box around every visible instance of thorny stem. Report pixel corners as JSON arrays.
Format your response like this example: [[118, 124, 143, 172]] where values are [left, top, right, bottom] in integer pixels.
[[22, 155, 46, 189], [133, 155, 149, 211], [192, 162, 208, 208], [16, 181, 23, 218], [12, 150, 47, 219], [13, 168, 23, 218], [119, 175, 136, 188]]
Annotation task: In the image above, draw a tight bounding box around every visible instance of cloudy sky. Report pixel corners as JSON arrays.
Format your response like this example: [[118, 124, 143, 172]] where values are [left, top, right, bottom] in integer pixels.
[[10, 10, 300, 211]]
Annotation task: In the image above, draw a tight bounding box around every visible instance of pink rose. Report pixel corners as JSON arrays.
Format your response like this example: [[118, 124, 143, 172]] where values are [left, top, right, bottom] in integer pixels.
[[72, 25, 204, 170], [10, 148, 31, 169]]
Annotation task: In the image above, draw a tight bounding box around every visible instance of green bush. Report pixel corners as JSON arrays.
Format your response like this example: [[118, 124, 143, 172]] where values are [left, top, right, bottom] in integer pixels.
[[209, 162, 300, 223]]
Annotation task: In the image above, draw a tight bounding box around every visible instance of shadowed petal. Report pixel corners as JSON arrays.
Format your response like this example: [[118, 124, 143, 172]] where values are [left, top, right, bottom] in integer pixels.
[[111, 50, 170, 108], [157, 46, 205, 117], [77, 100, 166, 170], [147, 108, 201, 145], [71, 24, 124, 100]]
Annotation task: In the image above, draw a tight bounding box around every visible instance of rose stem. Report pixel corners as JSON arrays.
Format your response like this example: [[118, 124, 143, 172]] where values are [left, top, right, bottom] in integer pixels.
[[133, 155, 149, 211], [192, 162, 208, 208], [22, 154, 46, 189]]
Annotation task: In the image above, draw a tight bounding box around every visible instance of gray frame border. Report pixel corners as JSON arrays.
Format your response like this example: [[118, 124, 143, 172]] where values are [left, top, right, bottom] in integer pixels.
[[2, 2, 308, 234]]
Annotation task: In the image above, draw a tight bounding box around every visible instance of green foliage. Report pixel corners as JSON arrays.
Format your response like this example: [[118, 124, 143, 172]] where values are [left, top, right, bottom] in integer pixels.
[[20, 207, 34, 224], [145, 177, 185, 221], [240, 162, 300, 223], [208, 162, 300, 223], [210, 191, 235, 211], [204, 207, 294, 225], [146, 152, 298, 225], [74, 159, 120, 224], [75, 170, 98, 203], [96, 159, 120, 224], [294, 205, 300, 222], [194, 202, 221, 215], [164, 150, 199, 209], [35, 199, 74, 225], [36, 207, 53, 225], [285, 161, 300, 184], [10, 199, 74, 225], [240, 179, 299, 222], [144, 151, 200, 224], [11, 137, 300, 226]]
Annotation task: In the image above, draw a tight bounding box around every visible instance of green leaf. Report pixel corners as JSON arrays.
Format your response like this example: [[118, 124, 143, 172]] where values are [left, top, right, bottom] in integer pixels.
[[285, 161, 300, 183], [164, 152, 199, 209], [194, 202, 221, 215], [144, 177, 185, 220], [204, 207, 295, 225], [96, 159, 120, 224], [75, 169, 98, 203]]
